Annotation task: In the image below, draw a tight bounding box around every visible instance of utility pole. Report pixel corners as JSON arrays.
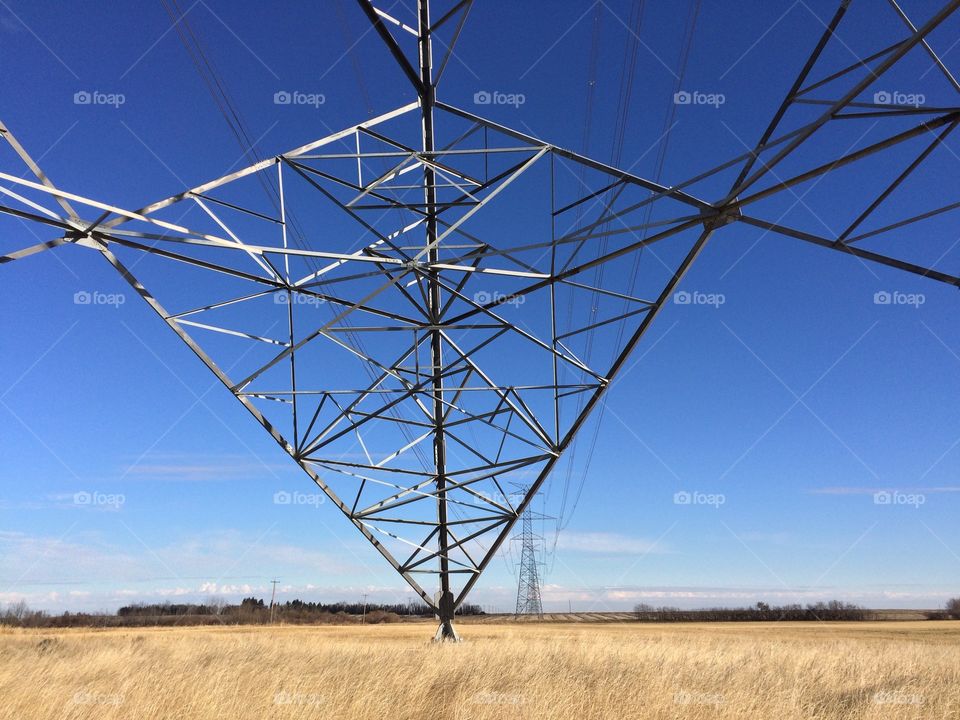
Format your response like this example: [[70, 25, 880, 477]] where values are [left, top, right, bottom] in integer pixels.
[[361, 593, 369, 624], [269, 579, 279, 624]]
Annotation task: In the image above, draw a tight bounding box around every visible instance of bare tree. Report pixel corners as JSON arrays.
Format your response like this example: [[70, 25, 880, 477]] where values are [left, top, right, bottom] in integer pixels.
[[946, 597, 960, 620], [207, 596, 227, 616], [3, 600, 29, 624], [633, 603, 654, 620]]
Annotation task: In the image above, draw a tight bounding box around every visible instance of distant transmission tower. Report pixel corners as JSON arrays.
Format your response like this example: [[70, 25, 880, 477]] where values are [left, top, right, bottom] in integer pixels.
[[514, 503, 544, 618]]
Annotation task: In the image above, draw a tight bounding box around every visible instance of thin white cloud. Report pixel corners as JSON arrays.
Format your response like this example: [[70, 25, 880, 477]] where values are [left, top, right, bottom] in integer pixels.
[[737, 531, 792, 545], [537, 584, 959, 610], [555, 531, 669, 555], [121, 452, 291, 482], [809, 486, 960, 496], [0, 528, 373, 611]]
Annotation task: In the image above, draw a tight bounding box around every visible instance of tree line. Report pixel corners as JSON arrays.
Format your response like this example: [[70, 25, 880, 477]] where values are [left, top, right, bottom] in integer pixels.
[[630, 600, 960, 622], [0, 597, 485, 628], [3, 597, 959, 627]]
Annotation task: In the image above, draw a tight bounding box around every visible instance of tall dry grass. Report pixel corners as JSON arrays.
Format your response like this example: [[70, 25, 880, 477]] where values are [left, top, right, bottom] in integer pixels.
[[0, 621, 958, 719]]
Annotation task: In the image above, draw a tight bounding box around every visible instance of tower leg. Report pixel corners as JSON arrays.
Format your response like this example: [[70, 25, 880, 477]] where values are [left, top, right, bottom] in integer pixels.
[[413, 0, 462, 646], [433, 618, 460, 642], [433, 590, 460, 642]]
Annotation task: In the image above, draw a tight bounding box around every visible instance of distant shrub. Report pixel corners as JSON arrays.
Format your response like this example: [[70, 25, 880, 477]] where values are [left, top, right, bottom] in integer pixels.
[[363, 610, 400, 624], [630, 600, 866, 623], [946, 597, 960, 620]]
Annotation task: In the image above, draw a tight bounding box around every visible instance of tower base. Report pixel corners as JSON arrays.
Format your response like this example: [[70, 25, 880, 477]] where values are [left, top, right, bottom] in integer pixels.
[[433, 619, 460, 642]]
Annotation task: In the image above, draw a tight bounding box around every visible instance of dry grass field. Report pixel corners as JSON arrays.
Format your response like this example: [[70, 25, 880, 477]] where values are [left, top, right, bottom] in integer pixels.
[[1, 621, 958, 719]]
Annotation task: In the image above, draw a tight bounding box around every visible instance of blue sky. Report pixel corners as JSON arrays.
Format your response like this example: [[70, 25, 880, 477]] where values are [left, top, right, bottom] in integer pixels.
[[1, 0, 960, 613]]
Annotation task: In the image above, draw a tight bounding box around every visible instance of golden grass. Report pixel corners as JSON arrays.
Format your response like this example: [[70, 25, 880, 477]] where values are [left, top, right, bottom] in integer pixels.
[[1, 621, 958, 719]]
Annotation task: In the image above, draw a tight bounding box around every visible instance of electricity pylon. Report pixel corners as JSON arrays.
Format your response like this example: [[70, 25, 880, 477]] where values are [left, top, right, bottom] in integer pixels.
[[2, 0, 960, 640], [514, 505, 544, 619]]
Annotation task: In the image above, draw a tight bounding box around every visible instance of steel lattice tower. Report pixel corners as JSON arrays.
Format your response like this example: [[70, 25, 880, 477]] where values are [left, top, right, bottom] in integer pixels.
[[514, 505, 544, 619], [3, 0, 960, 641]]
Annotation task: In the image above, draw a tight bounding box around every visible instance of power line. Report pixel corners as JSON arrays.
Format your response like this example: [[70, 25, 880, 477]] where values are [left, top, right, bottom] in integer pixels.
[[553, 0, 648, 559], [553, 0, 703, 558]]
